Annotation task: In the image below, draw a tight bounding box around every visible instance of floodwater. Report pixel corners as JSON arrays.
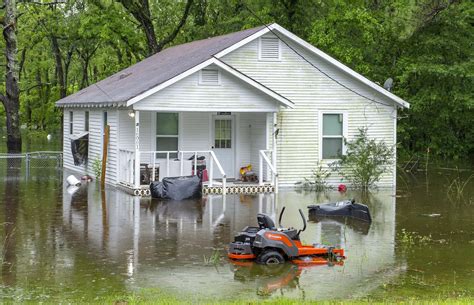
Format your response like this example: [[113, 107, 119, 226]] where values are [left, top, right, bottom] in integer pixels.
[[0, 163, 473, 301]]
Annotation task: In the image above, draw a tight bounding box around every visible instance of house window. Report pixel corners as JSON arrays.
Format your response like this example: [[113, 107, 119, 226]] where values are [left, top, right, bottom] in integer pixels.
[[103, 111, 108, 130], [69, 111, 73, 134], [322, 113, 344, 159], [259, 36, 280, 61], [199, 68, 220, 85], [84, 111, 89, 132], [214, 119, 232, 149], [156, 113, 179, 158]]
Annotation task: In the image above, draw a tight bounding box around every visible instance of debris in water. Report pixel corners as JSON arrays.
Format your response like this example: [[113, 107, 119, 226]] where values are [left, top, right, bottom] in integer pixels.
[[421, 213, 441, 217]]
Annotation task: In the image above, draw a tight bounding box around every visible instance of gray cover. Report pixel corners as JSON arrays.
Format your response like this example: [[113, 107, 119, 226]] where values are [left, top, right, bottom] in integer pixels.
[[150, 175, 202, 200]]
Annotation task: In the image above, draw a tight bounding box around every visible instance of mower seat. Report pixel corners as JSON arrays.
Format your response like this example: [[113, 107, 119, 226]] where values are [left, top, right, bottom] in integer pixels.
[[279, 228, 299, 240], [257, 213, 276, 230]]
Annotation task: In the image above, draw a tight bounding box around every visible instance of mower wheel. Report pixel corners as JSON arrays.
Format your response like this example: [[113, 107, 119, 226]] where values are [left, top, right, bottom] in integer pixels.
[[256, 250, 285, 265]]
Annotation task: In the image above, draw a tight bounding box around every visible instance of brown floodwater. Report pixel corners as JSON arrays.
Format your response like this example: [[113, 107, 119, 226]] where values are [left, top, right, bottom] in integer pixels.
[[0, 161, 473, 302]]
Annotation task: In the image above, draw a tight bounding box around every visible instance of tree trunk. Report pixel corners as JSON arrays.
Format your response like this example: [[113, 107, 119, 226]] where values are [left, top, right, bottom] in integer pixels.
[[50, 35, 67, 99], [0, 0, 22, 153]]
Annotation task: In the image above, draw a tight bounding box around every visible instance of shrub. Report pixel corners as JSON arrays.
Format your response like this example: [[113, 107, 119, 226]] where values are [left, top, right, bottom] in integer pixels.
[[92, 158, 102, 180], [295, 161, 331, 192], [332, 128, 393, 190]]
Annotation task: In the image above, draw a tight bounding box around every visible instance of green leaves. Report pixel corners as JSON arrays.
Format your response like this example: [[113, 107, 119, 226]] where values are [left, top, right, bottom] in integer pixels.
[[333, 128, 394, 190]]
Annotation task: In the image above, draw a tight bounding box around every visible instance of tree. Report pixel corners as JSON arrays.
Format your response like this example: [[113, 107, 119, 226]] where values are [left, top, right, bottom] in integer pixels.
[[116, 0, 194, 56], [0, 0, 21, 153]]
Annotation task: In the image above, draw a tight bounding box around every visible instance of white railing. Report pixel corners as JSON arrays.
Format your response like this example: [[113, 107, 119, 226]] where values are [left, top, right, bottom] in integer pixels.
[[128, 150, 226, 195], [118, 149, 135, 186], [259, 149, 278, 193]]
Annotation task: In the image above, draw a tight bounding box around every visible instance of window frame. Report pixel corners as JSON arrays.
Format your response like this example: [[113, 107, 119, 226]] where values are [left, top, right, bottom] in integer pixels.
[[258, 36, 282, 62], [84, 111, 89, 132], [198, 68, 221, 86], [69, 111, 73, 135], [319, 111, 348, 160], [155, 112, 180, 158]]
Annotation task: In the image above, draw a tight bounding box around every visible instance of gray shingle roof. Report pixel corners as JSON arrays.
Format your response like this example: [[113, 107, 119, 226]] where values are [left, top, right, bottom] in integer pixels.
[[56, 25, 265, 107]]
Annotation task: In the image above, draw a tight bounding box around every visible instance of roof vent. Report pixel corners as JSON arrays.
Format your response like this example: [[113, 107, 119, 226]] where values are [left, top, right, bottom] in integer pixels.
[[199, 68, 220, 85], [259, 36, 280, 61]]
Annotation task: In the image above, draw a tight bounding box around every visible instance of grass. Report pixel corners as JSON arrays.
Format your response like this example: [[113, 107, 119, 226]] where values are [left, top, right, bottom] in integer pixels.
[[62, 292, 474, 305]]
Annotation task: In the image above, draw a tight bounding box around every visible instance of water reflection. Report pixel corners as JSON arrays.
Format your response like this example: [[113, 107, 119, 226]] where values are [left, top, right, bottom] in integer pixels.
[[2, 163, 20, 286], [60, 180, 398, 299]]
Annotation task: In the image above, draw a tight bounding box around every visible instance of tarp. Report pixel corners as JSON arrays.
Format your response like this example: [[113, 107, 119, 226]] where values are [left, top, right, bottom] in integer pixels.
[[150, 175, 202, 200], [70, 132, 89, 166]]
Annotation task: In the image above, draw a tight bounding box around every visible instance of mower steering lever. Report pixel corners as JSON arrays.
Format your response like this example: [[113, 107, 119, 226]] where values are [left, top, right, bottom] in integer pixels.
[[297, 209, 307, 235]]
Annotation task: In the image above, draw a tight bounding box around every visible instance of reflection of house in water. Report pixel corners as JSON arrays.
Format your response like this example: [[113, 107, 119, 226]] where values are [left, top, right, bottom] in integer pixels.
[[62, 181, 400, 299]]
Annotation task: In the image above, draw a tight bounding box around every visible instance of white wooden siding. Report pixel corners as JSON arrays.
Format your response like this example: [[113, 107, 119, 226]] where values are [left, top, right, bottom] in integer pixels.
[[223, 33, 397, 187], [236, 113, 267, 177], [63, 108, 118, 185], [133, 64, 279, 112], [118, 110, 134, 151], [180, 112, 210, 151]]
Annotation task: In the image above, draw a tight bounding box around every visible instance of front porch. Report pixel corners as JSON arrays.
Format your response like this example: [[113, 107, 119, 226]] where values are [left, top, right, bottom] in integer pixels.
[[117, 110, 278, 196]]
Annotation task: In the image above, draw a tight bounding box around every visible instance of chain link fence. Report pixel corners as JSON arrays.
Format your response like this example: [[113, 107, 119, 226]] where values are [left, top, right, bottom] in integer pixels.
[[0, 151, 62, 172]]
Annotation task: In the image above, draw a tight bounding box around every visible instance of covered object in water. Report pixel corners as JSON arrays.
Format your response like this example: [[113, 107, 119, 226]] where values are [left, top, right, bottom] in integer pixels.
[[70, 132, 89, 166], [307, 199, 372, 223], [150, 175, 202, 200]]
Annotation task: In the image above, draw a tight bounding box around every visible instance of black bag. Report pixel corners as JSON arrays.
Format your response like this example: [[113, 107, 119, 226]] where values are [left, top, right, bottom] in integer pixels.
[[150, 175, 202, 200]]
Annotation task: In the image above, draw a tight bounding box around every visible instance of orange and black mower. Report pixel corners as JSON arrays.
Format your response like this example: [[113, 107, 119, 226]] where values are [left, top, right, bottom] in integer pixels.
[[228, 207, 345, 265]]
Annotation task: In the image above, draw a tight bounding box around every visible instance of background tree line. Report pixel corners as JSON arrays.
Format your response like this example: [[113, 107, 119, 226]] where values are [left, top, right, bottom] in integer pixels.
[[0, 0, 472, 160]]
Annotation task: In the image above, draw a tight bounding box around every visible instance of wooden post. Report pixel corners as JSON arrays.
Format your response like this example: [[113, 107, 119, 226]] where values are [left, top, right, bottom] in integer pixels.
[[101, 125, 110, 189]]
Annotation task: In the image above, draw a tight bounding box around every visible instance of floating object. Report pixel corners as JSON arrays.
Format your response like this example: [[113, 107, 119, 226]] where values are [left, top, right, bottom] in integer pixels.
[[66, 175, 81, 186], [81, 175, 93, 182], [66, 185, 80, 195], [150, 175, 202, 200], [46, 134, 52, 141], [228, 207, 345, 265], [338, 184, 347, 192], [308, 199, 372, 223], [421, 213, 441, 217]]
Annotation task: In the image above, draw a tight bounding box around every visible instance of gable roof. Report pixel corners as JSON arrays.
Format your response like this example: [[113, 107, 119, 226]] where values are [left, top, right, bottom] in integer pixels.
[[56, 26, 265, 107], [56, 23, 409, 109]]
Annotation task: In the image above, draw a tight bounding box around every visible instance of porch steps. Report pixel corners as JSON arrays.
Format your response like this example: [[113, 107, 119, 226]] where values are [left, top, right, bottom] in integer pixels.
[[203, 182, 275, 195]]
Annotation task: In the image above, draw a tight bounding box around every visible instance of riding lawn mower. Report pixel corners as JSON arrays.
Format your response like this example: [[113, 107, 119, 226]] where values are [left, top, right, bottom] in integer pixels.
[[228, 207, 345, 265]]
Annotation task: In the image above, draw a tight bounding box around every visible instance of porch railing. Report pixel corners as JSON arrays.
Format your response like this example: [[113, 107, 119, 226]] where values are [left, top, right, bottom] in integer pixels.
[[118, 149, 227, 195], [118, 149, 135, 187], [259, 149, 278, 193]]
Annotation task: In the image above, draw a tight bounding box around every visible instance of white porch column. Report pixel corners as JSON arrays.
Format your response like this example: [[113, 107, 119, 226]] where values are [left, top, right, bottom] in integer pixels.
[[134, 110, 140, 188], [272, 112, 278, 193]]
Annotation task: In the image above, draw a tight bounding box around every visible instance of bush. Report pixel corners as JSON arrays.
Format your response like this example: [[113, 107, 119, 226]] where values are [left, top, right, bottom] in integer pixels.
[[332, 128, 393, 190], [295, 161, 331, 192]]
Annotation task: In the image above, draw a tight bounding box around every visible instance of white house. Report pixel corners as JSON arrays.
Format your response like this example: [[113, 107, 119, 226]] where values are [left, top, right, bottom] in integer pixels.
[[55, 24, 409, 195]]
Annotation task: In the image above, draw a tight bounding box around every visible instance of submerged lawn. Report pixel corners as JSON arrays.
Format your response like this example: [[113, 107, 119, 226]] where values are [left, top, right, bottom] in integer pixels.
[[63, 289, 474, 305]]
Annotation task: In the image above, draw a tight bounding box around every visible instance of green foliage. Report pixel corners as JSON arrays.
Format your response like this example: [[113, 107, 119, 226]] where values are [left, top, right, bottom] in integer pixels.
[[0, 0, 471, 160], [92, 157, 102, 180], [295, 161, 331, 192], [332, 128, 393, 190], [446, 168, 474, 205], [398, 228, 433, 249]]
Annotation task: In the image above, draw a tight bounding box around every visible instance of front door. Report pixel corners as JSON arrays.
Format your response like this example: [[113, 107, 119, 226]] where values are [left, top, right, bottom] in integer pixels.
[[212, 115, 235, 179]]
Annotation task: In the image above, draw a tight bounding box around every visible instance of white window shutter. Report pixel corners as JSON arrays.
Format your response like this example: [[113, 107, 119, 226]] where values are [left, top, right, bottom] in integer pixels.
[[200, 69, 219, 85], [260, 37, 280, 60]]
